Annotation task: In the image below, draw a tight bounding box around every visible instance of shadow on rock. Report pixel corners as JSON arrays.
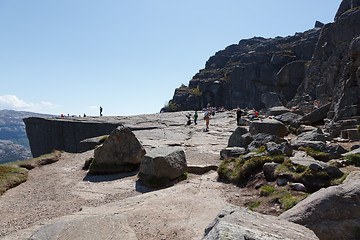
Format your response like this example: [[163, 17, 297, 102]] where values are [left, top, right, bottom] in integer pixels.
[[83, 171, 138, 183], [135, 179, 160, 194]]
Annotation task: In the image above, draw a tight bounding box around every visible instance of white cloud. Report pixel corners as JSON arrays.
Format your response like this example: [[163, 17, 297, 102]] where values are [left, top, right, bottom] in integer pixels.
[[0, 95, 59, 113], [0, 95, 33, 109]]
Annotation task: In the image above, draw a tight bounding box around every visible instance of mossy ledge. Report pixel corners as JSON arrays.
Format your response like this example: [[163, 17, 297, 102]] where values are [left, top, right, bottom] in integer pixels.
[[0, 151, 61, 195], [217, 152, 285, 186]]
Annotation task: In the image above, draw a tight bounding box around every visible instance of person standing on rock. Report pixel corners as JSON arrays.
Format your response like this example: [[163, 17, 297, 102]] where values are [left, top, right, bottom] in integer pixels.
[[100, 106, 103, 116], [236, 106, 242, 125], [204, 109, 210, 131], [194, 111, 198, 125]]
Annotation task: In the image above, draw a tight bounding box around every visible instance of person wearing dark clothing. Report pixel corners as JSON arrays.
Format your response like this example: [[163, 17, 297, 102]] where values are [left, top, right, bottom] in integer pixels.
[[236, 106, 242, 125], [100, 106, 103, 116], [194, 111, 198, 125]]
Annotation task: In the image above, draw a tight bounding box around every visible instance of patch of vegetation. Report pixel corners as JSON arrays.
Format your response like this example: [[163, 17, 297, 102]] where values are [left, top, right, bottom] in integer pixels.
[[274, 158, 295, 176], [254, 145, 266, 154], [0, 151, 61, 195], [246, 201, 261, 211], [260, 185, 275, 196], [300, 168, 330, 180], [0, 165, 28, 195], [295, 164, 307, 173], [331, 172, 349, 185], [163, 101, 181, 112], [274, 159, 337, 192], [288, 126, 301, 135], [305, 147, 329, 161], [188, 85, 202, 96], [344, 154, 360, 166], [5, 151, 60, 169], [280, 193, 309, 211], [83, 157, 94, 170], [246, 185, 311, 215], [357, 125, 360, 131], [99, 135, 109, 144], [218, 154, 285, 185], [329, 160, 343, 168]]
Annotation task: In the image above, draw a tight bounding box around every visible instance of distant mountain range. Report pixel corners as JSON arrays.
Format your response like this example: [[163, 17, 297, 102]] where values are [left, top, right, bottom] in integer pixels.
[[0, 109, 54, 164]]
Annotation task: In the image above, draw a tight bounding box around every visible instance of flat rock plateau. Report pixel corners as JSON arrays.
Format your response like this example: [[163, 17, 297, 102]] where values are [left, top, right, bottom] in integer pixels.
[[1, 111, 256, 240]]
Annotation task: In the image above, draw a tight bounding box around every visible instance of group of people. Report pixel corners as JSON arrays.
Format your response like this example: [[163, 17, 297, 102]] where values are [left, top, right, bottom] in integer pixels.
[[187, 105, 260, 131], [60, 106, 103, 118], [186, 99, 322, 131]]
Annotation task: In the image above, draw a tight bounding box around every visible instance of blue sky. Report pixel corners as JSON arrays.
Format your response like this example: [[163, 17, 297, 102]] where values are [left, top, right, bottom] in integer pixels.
[[0, 0, 341, 116]]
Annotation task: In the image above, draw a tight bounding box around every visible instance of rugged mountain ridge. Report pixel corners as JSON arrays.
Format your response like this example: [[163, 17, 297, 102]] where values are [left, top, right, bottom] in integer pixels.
[[0, 110, 54, 163], [0, 140, 31, 164], [165, 0, 360, 137], [165, 27, 321, 111]]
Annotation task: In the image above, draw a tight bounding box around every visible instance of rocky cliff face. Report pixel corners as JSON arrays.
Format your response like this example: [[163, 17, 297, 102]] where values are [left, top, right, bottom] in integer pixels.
[[164, 27, 321, 111], [288, 0, 360, 134], [165, 0, 360, 138], [24, 117, 123, 157]]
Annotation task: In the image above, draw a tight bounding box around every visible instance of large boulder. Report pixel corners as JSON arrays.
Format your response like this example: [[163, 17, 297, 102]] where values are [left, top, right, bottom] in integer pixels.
[[266, 106, 290, 117], [89, 126, 146, 174], [279, 171, 360, 240], [227, 127, 249, 147], [274, 112, 303, 126], [290, 151, 328, 168], [290, 140, 327, 152], [202, 205, 319, 240], [300, 103, 331, 125], [297, 128, 326, 142], [220, 147, 247, 160], [249, 118, 288, 137], [139, 147, 187, 187], [247, 133, 286, 152], [228, 127, 253, 148], [263, 162, 280, 181], [265, 141, 293, 156]]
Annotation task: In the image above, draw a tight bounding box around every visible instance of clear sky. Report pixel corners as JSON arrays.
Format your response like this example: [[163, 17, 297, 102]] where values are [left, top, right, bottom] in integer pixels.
[[0, 0, 341, 116]]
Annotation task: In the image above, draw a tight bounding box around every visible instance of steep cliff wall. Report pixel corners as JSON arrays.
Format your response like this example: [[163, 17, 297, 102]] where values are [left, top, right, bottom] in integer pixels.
[[164, 27, 321, 111], [24, 117, 123, 157], [289, 0, 360, 131]]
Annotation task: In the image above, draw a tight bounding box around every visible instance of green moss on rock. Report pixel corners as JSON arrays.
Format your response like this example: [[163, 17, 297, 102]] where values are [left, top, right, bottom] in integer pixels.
[[218, 154, 285, 185]]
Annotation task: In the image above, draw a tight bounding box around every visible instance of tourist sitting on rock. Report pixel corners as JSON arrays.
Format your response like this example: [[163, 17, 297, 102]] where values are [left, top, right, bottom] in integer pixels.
[[186, 114, 192, 125], [250, 110, 258, 120]]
